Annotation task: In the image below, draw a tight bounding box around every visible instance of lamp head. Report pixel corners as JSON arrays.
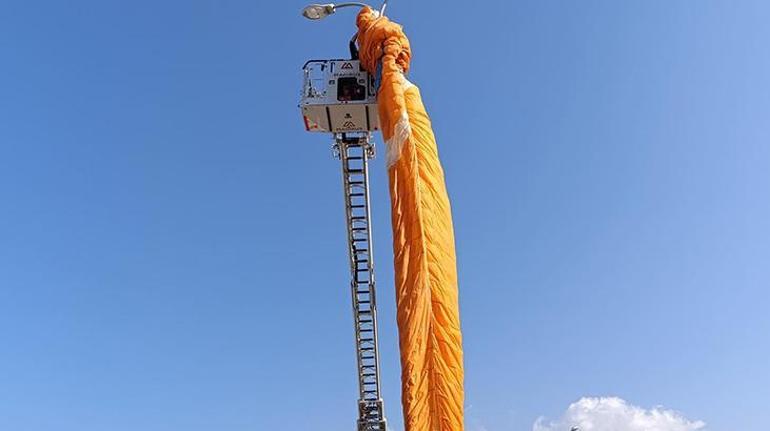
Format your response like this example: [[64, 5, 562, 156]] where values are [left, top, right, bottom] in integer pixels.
[[301, 3, 336, 20]]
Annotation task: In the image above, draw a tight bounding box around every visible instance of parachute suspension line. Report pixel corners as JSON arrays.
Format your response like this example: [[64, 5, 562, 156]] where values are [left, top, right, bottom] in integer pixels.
[[335, 134, 388, 431]]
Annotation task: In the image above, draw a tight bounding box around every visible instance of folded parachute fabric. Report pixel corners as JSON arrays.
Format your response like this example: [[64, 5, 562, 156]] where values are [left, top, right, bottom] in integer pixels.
[[356, 7, 465, 431]]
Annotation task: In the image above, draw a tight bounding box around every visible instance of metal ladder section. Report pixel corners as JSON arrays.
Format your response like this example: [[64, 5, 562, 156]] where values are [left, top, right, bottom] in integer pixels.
[[334, 134, 387, 431]]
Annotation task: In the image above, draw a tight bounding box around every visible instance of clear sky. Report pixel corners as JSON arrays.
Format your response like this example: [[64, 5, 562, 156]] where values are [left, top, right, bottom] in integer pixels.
[[1, 1, 768, 430]]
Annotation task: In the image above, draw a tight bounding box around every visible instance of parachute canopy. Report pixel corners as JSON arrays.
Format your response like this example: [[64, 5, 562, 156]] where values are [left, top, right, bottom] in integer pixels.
[[356, 8, 465, 431]]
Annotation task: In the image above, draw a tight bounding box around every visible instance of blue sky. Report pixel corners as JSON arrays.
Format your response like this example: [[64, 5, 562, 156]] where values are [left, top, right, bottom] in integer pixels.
[[1, 1, 769, 430]]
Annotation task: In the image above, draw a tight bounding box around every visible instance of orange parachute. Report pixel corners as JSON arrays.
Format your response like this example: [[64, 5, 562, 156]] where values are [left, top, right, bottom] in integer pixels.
[[356, 8, 464, 431]]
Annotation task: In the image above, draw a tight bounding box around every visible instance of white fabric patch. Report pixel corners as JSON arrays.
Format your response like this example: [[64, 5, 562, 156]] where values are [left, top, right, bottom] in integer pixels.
[[384, 75, 413, 168], [385, 112, 410, 168]]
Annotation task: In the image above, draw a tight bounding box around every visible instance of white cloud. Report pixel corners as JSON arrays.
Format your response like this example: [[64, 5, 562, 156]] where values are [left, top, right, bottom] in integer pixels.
[[533, 397, 705, 431]]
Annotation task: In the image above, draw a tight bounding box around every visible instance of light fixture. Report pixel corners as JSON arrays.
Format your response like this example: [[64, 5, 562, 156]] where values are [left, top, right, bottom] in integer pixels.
[[301, 4, 335, 20]]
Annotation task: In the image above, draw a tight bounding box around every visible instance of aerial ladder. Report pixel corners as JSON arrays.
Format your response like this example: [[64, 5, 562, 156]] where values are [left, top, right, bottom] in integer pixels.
[[299, 4, 391, 428], [336, 134, 387, 431]]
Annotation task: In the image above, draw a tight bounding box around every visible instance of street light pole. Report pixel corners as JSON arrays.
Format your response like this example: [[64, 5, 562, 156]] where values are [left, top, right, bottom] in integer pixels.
[[301, 1, 389, 20]]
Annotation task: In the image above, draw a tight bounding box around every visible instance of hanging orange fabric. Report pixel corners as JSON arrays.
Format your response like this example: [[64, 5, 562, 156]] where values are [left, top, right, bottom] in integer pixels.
[[357, 8, 464, 431]]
